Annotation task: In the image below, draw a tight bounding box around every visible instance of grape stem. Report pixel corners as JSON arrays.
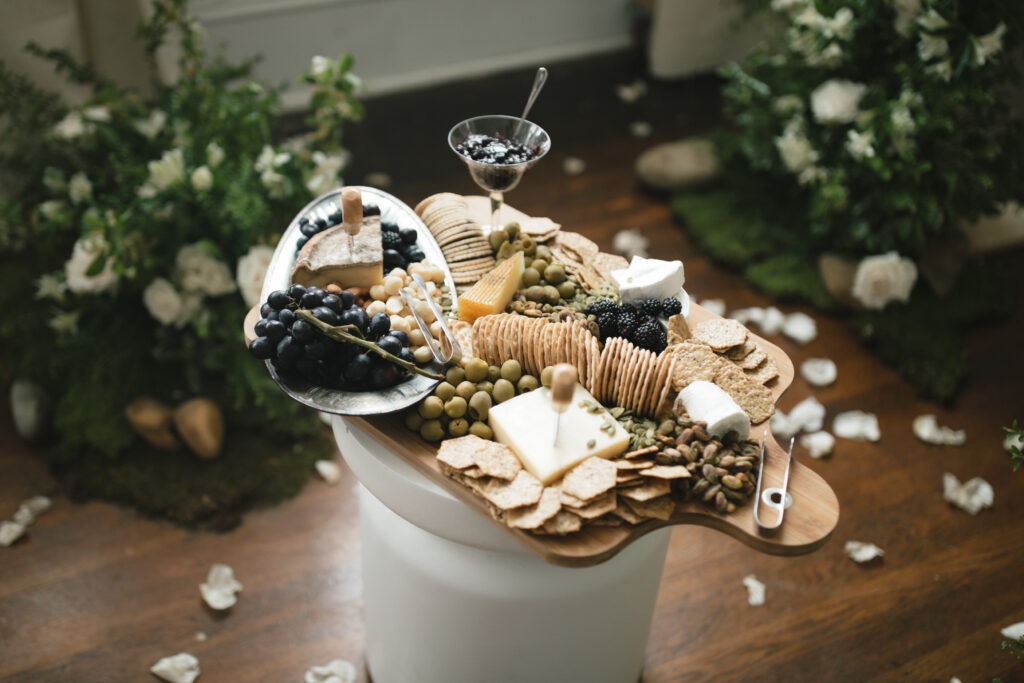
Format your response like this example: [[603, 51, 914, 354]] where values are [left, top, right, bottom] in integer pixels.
[[296, 310, 444, 380]]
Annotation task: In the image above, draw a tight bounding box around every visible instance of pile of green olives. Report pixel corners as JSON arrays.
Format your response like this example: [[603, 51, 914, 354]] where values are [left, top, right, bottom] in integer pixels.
[[487, 223, 579, 305]]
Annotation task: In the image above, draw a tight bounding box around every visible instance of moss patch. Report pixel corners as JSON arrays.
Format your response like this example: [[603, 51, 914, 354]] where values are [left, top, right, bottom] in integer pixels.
[[671, 190, 776, 266], [744, 253, 837, 310], [52, 427, 334, 531]]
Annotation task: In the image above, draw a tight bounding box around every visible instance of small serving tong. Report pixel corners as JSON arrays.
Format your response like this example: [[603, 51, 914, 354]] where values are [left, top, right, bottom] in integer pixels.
[[752, 434, 794, 536]]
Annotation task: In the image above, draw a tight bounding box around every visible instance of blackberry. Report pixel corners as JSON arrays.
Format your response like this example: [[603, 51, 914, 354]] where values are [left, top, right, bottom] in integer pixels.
[[596, 311, 618, 340], [616, 306, 640, 338], [633, 321, 667, 353], [363, 203, 381, 217], [381, 221, 400, 233], [382, 230, 403, 250], [661, 297, 682, 316], [641, 298, 662, 317], [585, 298, 617, 317], [400, 227, 418, 245]]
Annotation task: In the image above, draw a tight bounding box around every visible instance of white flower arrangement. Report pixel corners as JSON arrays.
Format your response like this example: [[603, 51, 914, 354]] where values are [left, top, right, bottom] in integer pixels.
[[850, 252, 917, 309], [810, 79, 867, 124], [176, 243, 236, 297], [143, 277, 185, 326], [775, 119, 819, 172], [190, 165, 213, 192], [64, 235, 118, 294], [134, 110, 167, 139]]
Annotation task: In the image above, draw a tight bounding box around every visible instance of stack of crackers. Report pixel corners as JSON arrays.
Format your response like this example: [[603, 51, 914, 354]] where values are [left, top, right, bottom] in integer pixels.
[[595, 337, 677, 418], [549, 232, 628, 292], [437, 435, 692, 535], [414, 193, 496, 286]]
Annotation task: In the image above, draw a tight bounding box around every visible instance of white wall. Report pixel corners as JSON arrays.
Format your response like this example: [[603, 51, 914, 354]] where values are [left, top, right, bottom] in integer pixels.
[[192, 0, 634, 107]]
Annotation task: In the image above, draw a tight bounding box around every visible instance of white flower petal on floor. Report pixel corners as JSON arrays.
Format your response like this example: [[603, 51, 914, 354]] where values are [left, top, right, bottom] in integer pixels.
[[612, 228, 649, 259], [615, 79, 647, 104], [629, 121, 652, 138], [800, 358, 836, 386], [699, 299, 726, 317], [844, 540, 884, 563], [782, 312, 817, 344], [799, 430, 835, 458], [742, 575, 766, 606], [833, 410, 880, 441], [772, 397, 827, 440], [13, 495, 52, 526], [0, 520, 26, 547], [1002, 621, 1024, 641], [942, 473, 993, 515], [316, 460, 342, 485], [562, 157, 587, 176], [305, 658, 358, 683], [912, 415, 965, 446], [150, 653, 200, 683], [199, 563, 243, 610]]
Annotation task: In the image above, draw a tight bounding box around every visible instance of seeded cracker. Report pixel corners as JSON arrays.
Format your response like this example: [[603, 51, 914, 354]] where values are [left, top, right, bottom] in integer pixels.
[[542, 510, 583, 536], [713, 364, 775, 424], [639, 465, 692, 479], [746, 355, 780, 385], [436, 436, 478, 470], [590, 514, 624, 527], [617, 478, 672, 501], [735, 346, 767, 371], [473, 438, 524, 480], [666, 315, 692, 346], [624, 495, 676, 521], [617, 472, 643, 485], [479, 470, 544, 510], [612, 502, 645, 525], [615, 458, 656, 470], [507, 487, 562, 529], [571, 491, 618, 519], [560, 456, 617, 501], [692, 318, 749, 352], [726, 340, 756, 360], [593, 253, 629, 282], [671, 342, 730, 390], [462, 466, 485, 478], [559, 489, 587, 508]]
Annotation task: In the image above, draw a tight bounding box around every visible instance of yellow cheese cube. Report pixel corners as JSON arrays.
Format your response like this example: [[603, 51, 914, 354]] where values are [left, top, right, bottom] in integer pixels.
[[457, 252, 524, 324], [488, 383, 630, 484]]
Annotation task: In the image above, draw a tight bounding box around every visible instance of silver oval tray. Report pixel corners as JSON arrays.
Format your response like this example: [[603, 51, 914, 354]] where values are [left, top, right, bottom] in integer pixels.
[[259, 186, 459, 416]]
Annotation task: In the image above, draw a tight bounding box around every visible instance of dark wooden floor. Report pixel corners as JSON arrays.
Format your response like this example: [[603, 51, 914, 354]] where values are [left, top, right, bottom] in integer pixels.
[[3, 51, 1024, 682]]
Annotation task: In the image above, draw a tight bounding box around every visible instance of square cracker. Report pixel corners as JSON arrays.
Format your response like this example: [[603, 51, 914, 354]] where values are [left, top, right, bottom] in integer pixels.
[[617, 478, 672, 501], [692, 318, 749, 351], [611, 502, 645, 525], [726, 340, 756, 360], [671, 342, 730, 390], [593, 253, 629, 282], [624, 495, 676, 521], [714, 364, 775, 424], [541, 510, 582, 536], [571, 491, 618, 519], [479, 470, 544, 510], [506, 487, 562, 529], [639, 465, 692, 479], [746, 355, 780, 385], [666, 315, 692, 346], [735, 346, 767, 371], [561, 456, 617, 501], [436, 435, 479, 470], [473, 438, 524, 480]]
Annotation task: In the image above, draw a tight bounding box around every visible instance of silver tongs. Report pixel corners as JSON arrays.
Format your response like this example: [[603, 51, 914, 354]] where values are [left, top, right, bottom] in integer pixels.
[[752, 434, 794, 536], [398, 272, 462, 365]]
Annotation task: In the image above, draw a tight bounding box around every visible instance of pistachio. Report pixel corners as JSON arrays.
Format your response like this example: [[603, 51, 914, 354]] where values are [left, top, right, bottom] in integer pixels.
[[702, 483, 722, 502], [610, 407, 625, 418], [681, 444, 697, 463], [722, 475, 743, 490], [702, 464, 719, 483], [686, 462, 698, 474], [715, 491, 729, 514], [703, 443, 718, 460], [677, 428, 693, 444], [691, 479, 710, 497], [657, 420, 675, 436], [722, 487, 745, 503], [693, 426, 710, 442], [726, 502, 737, 514], [719, 454, 736, 468]]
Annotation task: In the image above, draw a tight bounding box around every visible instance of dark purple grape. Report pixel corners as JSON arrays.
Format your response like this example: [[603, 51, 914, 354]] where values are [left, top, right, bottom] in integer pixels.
[[299, 215, 310, 227], [383, 249, 402, 268], [390, 330, 410, 347], [400, 228, 418, 245], [398, 348, 416, 365], [276, 336, 302, 364], [352, 308, 370, 333], [260, 302, 274, 318], [300, 222, 319, 237], [264, 310, 280, 322], [315, 217, 328, 230], [288, 284, 307, 299], [291, 319, 316, 341], [254, 319, 269, 337], [312, 306, 339, 326], [382, 221, 400, 233], [329, 209, 343, 224], [340, 290, 355, 308], [377, 334, 402, 355], [340, 309, 360, 327], [368, 312, 390, 339], [322, 293, 343, 314], [296, 236, 309, 250], [249, 336, 274, 359], [371, 362, 401, 389], [305, 338, 333, 360], [263, 319, 287, 342], [345, 354, 372, 382], [405, 248, 425, 263], [301, 289, 324, 309], [278, 309, 296, 327]]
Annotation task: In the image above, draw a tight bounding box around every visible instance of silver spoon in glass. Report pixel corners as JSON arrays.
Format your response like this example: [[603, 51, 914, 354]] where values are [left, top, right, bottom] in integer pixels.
[[513, 67, 548, 139]]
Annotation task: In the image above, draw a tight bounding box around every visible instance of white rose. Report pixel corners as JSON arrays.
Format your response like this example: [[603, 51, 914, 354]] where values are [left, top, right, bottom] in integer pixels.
[[53, 112, 85, 139], [891, 106, 915, 135], [236, 245, 275, 307], [775, 121, 819, 172], [254, 145, 290, 173], [974, 22, 1006, 66], [811, 79, 867, 125], [82, 106, 110, 122], [305, 149, 348, 196], [311, 55, 331, 75], [891, 0, 922, 36], [806, 42, 844, 68], [134, 110, 167, 139], [143, 277, 184, 326], [176, 243, 236, 296], [846, 130, 875, 160], [191, 165, 213, 192], [770, 0, 806, 13], [68, 172, 92, 204], [206, 141, 225, 168], [65, 235, 118, 294], [823, 7, 854, 41], [851, 252, 918, 309]]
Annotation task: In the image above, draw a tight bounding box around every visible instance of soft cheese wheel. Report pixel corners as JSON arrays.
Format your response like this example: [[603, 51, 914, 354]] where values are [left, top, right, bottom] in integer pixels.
[[674, 380, 751, 440]]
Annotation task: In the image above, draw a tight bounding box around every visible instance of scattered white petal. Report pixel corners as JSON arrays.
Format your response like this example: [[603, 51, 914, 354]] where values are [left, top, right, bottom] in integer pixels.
[[845, 540, 884, 563], [316, 460, 342, 485], [1002, 621, 1024, 641], [194, 631, 207, 642], [781, 312, 817, 344], [199, 563, 243, 610], [760, 307, 785, 335], [699, 299, 726, 317], [305, 658, 358, 683], [771, 397, 826, 440], [742, 574, 765, 606], [615, 79, 647, 103], [800, 358, 837, 386], [364, 171, 392, 189], [562, 157, 587, 176], [13, 495, 52, 526], [0, 520, 27, 547], [150, 653, 200, 683], [942, 473, 993, 515], [729, 307, 764, 326], [950, 678, 962, 683], [612, 228, 649, 259], [913, 415, 965, 446], [800, 431, 835, 458], [833, 411, 880, 442], [629, 121, 652, 138], [1003, 432, 1023, 452]]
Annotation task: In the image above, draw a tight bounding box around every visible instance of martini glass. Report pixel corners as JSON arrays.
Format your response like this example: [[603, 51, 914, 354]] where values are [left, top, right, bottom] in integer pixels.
[[448, 114, 551, 230]]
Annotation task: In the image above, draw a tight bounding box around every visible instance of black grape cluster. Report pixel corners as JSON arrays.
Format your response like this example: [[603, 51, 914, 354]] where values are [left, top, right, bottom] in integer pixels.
[[248, 284, 414, 390]]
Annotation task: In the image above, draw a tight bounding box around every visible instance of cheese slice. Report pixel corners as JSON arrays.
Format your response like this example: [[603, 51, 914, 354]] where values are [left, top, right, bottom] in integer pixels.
[[488, 383, 630, 484], [457, 251, 524, 323], [611, 256, 685, 305], [291, 216, 384, 289]]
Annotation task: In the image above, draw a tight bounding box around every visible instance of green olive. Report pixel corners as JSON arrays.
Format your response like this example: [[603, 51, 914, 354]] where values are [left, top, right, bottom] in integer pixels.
[[517, 375, 539, 393], [521, 268, 541, 287], [500, 360, 522, 383], [535, 245, 553, 262], [455, 381, 476, 401], [496, 242, 517, 260], [530, 259, 549, 275], [488, 229, 509, 251], [469, 421, 493, 439], [557, 281, 576, 299], [434, 381, 456, 402], [404, 411, 424, 431], [446, 366, 466, 385], [521, 237, 536, 255], [525, 285, 546, 302], [464, 357, 488, 382], [475, 380, 494, 394], [544, 264, 566, 284], [420, 419, 445, 442], [469, 391, 492, 420], [418, 396, 443, 419], [543, 285, 561, 305], [444, 396, 468, 418], [487, 365, 501, 382], [448, 418, 469, 437], [505, 222, 520, 238], [540, 366, 554, 388], [493, 378, 515, 403]]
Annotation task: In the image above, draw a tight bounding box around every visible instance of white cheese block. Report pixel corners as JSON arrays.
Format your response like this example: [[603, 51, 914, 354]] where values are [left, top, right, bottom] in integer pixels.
[[674, 380, 750, 440], [488, 384, 630, 485], [611, 256, 685, 306]]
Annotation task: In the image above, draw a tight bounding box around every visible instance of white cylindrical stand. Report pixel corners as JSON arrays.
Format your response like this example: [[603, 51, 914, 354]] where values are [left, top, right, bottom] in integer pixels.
[[334, 417, 671, 683]]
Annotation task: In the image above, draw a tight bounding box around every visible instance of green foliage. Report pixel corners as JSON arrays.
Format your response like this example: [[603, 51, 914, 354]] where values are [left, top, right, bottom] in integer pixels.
[[745, 253, 837, 309], [1005, 420, 1023, 472], [0, 0, 361, 467], [671, 190, 776, 266]]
